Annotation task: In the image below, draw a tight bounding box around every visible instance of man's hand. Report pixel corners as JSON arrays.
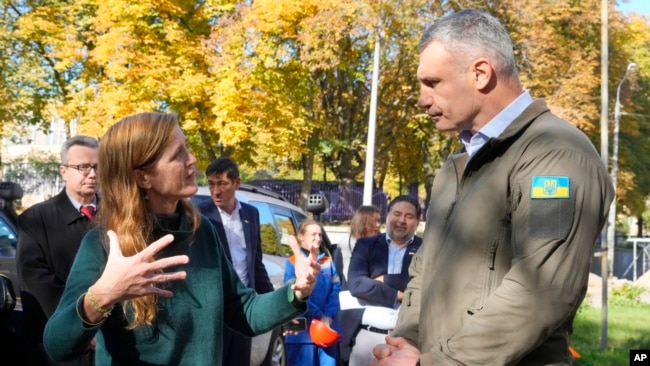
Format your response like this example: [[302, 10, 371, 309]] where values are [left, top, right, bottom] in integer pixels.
[[370, 336, 421, 366], [281, 318, 305, 336]]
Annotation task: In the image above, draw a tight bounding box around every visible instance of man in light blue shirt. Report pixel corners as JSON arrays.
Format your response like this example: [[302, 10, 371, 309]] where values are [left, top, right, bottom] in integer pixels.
[[347, 195, 423, 366]]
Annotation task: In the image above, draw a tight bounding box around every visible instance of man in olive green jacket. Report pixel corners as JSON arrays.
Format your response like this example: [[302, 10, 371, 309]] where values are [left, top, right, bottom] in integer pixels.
[[371, 10, 614, 366]]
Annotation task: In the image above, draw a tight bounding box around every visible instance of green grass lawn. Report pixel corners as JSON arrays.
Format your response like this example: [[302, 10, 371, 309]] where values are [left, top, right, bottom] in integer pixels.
[[571, 302, 650, 365]]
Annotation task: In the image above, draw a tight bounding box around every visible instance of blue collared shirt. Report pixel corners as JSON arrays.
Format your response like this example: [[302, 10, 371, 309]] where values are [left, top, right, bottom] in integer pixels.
[[386, 234, 414, 274], [459, 90, 534, 161], [66, 192, 97, 212]]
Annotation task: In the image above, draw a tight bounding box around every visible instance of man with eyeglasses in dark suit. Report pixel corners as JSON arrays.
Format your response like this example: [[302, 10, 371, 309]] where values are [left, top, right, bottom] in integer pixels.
[[17, 135, 100, 366]]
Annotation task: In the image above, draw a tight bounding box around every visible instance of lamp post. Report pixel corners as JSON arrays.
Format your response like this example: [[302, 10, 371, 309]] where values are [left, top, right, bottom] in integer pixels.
[[363, 2, 383, 206], [599, 0, 608, 350], [606, 62, 636, 275], [363, 34, 380, 206]]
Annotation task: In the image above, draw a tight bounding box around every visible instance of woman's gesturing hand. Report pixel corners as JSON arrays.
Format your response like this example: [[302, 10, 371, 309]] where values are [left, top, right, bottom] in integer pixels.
[[91, 230, 190, 306]]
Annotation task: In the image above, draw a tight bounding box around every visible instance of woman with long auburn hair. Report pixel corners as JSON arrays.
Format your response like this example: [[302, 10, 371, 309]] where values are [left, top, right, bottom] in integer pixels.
[[43, 112, 320, 365]]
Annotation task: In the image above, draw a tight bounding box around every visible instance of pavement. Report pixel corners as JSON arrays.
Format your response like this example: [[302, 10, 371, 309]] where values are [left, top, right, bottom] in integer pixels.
[[323, 225, 350, 245]]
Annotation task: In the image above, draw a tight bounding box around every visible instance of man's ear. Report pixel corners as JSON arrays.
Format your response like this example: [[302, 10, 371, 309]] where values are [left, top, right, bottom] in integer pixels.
[[472, 58, 494, 91], [134, 169, 151, 189]]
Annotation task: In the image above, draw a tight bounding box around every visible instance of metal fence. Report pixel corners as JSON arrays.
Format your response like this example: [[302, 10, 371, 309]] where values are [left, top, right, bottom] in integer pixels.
[[0, 162, 62, 208], [622, 238, 650, 282], [1, 162, 406, 222], [247, 179, 394, 223], [590, 240, 650, 281]]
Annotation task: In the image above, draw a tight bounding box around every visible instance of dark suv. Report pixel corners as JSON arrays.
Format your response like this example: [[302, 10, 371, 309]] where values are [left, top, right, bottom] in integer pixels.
[[0, 182, 24, 356]]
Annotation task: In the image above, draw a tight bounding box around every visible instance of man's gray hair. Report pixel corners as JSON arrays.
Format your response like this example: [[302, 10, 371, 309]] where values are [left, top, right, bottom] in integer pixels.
[[419, 9, 518, 78], [60, 135, 99, 164]]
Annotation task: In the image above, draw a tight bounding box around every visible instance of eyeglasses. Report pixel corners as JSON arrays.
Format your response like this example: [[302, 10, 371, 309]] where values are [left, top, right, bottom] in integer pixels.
[[64, 164, 98, 176]]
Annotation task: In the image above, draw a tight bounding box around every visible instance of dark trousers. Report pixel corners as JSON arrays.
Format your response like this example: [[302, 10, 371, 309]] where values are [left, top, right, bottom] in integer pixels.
[[335, 308, 364, 365], [223, 326, 253, 366]]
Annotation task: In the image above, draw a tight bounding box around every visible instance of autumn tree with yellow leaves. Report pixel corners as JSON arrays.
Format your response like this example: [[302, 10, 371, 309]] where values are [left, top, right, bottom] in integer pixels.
[[0, 0, 98, 138], [609, 12, 650, 233], [213, 0, 444, 207], [1, 0, 649, 219]]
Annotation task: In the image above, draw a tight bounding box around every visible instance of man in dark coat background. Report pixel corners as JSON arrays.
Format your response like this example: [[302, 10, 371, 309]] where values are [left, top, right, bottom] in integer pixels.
[[17, 135, 100, 366], [197, 157, 275, 366]]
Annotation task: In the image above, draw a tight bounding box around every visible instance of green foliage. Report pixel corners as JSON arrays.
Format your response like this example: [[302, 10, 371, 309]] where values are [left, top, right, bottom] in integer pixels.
[[615, 14, 650, 218], [260, 223, 284, 256], [610, 283, 646, 307], [2, 0, 650, 220], [577, 291, 592, 314], [572, 302, 650, 365], [1, 153, 60, 196]]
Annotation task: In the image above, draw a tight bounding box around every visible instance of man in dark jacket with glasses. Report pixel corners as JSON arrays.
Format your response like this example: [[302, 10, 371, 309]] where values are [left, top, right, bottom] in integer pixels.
[[17, 135, 100, 366]]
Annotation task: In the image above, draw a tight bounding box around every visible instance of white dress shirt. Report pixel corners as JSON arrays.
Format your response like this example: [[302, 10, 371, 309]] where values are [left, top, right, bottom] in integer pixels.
[[219, 200, 249, 285]]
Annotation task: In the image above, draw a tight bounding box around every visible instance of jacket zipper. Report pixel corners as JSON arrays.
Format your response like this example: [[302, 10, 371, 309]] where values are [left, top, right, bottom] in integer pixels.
[[481, 240, 498, 307], [445, 155, 462, 219]]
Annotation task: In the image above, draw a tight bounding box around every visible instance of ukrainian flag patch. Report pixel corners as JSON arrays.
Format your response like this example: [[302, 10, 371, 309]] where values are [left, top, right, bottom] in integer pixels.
[[531, 176, 570, 199]]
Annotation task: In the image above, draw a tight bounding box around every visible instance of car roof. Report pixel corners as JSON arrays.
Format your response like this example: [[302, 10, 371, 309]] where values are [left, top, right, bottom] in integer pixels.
[[194, 183, 335, 255], [195, 183, 308, 215]]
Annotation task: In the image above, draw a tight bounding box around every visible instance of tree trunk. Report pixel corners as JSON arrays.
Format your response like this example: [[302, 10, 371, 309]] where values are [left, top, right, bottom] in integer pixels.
[[299, 131, 319, 213]]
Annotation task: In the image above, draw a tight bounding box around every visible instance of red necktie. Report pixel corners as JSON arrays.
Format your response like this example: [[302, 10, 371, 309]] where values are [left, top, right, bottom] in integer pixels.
[[80, 205, 95, 220]]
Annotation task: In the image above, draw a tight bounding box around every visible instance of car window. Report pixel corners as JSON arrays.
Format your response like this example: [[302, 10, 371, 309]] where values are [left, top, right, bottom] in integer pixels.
[[247, 202, 284, 256], [274, 213, 296, 250], [192, 187, 333, 256], [0, 215, 17, 257], [249, 202, 306, 257]]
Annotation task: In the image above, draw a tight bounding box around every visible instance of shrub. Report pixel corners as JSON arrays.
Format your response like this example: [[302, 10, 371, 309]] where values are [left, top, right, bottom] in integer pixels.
[[610, 283, 645, 307]]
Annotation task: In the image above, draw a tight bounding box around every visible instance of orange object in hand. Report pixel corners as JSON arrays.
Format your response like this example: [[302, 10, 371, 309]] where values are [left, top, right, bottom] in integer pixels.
[[569, 346, 581, 358], [309, 318, 342, 347]]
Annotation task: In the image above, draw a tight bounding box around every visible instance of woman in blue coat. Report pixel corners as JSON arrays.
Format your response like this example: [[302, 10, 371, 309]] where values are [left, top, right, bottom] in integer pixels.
[[284, 219, 341, 366]]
